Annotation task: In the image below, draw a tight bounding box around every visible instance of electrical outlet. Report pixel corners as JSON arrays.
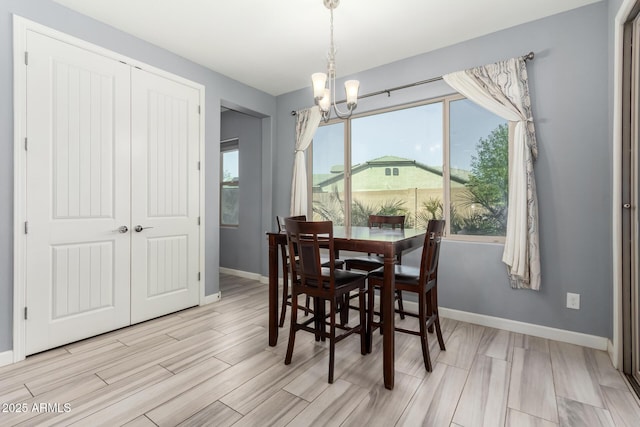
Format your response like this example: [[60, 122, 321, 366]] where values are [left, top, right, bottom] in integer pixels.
[[566, 292, 580, 310]]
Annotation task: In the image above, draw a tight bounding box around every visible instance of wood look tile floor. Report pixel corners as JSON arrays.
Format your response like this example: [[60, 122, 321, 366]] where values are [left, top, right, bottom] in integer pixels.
[[1, 274, 639, 426]]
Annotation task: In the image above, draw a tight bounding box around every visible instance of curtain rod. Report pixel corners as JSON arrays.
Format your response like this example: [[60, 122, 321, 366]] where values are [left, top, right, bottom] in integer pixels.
[[291, 51, 535, 116]]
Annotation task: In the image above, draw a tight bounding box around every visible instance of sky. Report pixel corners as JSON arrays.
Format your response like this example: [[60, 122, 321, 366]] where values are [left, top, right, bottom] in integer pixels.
[[312, 99, 505, 175], [222, 149, 239, 180]]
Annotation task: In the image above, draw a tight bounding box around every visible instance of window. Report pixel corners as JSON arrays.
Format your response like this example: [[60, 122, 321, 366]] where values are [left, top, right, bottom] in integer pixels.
[[310, 95, 508, 241], [221, 139, 239, 226], [311, 122, 345, 225], [449, 99, 508, 237]]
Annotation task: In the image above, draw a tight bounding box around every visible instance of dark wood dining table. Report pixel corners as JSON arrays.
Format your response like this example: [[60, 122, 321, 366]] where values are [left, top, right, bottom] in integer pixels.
[[267, 225, 426, 390]]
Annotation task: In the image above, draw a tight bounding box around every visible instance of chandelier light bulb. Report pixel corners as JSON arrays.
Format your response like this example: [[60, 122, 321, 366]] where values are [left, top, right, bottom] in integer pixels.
[[312, 73, 328, 100], [318, 88, 331, 112], [344, 80, 359, 108]]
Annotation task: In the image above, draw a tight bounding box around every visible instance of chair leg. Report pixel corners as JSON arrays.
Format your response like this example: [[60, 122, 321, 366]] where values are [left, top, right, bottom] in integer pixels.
[[431, 287, 446, 350], [367, 281, 375, 353], [313, 297, 323, 342], [359, 288, 367, 356], [305, 295, 312, 316], [285, 291, 298, 365], [339, 293, 349, 326], [328, 298, 336, 384], [418, 292, 433, 372], [426, 291, 434, 334], [378, 287, 384, 335], [279, 270, 289, 328], [396, 290, 405, 320]]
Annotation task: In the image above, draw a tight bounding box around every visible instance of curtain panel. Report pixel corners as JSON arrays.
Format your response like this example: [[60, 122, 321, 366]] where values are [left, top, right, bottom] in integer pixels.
[[290, 106, 322, 216], [443, 57, 540, 290]]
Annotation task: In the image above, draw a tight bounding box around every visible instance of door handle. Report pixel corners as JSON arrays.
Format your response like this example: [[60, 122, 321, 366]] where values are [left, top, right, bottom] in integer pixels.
[[134, 225, 154, 232], [114, 225, 129, 233]]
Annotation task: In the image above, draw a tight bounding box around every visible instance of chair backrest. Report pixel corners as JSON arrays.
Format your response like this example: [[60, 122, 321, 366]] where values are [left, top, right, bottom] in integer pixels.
[[369, 214, 405, 230], [419, 219, 445, 285], [277, 215, 306, 233], [285, 219, 336, 290]]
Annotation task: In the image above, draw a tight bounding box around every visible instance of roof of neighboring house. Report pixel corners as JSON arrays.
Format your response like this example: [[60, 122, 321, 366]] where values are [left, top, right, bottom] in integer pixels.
[[313, 155, 469, 187]]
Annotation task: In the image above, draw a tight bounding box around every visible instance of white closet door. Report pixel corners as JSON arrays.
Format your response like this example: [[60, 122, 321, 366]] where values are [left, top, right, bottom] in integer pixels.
[[24, 31, 132, 355], [130, 68, 200, 323]]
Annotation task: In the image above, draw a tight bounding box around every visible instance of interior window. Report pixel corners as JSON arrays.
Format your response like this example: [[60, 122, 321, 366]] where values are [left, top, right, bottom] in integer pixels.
[[221, 139, 239, 226]]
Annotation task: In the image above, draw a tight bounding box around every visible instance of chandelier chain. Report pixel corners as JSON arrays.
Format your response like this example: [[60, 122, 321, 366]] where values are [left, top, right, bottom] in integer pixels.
[[329, 7, 335, 63]]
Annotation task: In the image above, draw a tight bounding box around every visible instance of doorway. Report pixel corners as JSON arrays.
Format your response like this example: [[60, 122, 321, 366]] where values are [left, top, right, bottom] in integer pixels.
[[219, 107, 264, 276]]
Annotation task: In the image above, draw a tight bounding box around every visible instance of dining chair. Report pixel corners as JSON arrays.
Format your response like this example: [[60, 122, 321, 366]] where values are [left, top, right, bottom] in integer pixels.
[[344, 214, 407, 320], [277, 215, 306, 327], [284, 218, 368, 383], [276, 215, 345, 327], [367, 219, 445, 372], [344, 214, 406, 271]]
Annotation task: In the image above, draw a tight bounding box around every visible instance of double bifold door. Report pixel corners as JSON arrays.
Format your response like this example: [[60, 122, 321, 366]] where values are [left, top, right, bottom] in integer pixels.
[[23, 30, 201, 355]]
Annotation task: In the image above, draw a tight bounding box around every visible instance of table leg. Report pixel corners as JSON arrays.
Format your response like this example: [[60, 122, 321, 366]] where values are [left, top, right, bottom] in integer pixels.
[[268, 234, 279, 346], [382, 251, 395, 390]]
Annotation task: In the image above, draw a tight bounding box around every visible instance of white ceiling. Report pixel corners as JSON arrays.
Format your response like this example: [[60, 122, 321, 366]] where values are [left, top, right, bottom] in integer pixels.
[[53, 0, 601, 96]]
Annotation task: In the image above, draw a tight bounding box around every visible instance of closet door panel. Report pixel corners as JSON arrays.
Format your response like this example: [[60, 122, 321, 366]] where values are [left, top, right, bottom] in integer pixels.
[[130, 68, 200, 323], [24, 30, 131, 355]]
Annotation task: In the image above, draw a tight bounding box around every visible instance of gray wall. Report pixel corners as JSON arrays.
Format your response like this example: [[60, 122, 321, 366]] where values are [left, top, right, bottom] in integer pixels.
[[274, 2, 612, 338], [0, 0, 617, 353], [0, 0, 277, 353], [220, 110, 263, 272]]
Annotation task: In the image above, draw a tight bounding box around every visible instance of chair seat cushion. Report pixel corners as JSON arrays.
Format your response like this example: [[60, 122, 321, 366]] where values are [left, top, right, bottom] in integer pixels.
[[306, 267, 366, 289], [344, 255, 383, 268], [369, 265, 420, 284], [321, 257, 345, 268], [293, 258, 345, 269]]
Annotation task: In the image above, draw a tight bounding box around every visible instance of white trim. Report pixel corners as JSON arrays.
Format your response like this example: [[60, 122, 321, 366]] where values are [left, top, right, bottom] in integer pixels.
[[439, 307, 608, 350], [259, 275, 284, 285], [612, 0, 638, 370], [198, 81, 207, 308], [0, 351, 14, 368], [202, 292, 222, 305], [13, 15, 28, 365], [12, 15, 206, 361], [400, 300, 609, 350], [219, 267, 263, 282], [608, 339, 616, 364]]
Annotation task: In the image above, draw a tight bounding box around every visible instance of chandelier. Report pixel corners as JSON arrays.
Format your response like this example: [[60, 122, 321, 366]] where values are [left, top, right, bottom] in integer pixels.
[[311, 0, 360, 121]]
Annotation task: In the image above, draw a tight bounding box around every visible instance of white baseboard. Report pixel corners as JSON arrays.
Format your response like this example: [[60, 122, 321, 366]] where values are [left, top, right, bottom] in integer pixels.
[[607, 339, 617, 368], [202, 292, 221, 305], [439, 306, 608, 350], [394, 300, 608, 351], [0, 350, 14, 367], [220, 267, 262, 282], [221, 269, 280, 285], [259, 275, 283, 285]]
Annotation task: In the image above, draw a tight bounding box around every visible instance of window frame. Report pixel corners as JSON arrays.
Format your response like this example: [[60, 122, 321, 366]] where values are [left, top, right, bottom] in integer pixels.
[[220, 138, 240, 227], [308, 94, 507, 244]]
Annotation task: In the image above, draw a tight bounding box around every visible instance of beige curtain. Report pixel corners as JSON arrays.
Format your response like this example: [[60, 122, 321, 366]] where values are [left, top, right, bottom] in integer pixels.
[[443, 57, 540, 290], [290, 106, 322, 216]]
